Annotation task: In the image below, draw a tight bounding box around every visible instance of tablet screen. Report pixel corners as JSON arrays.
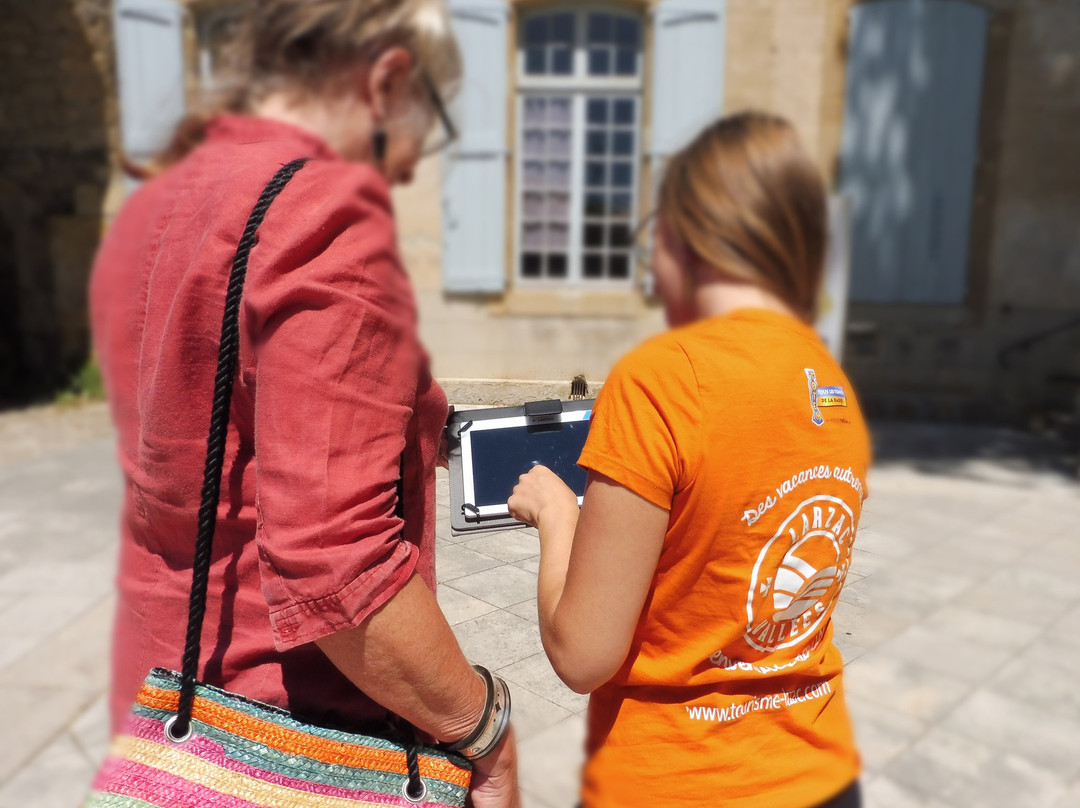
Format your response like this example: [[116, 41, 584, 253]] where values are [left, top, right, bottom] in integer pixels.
[[461, 411, 591, 517]]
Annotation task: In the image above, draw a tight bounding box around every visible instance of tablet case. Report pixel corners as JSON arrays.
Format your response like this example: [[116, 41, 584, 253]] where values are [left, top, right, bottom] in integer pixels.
[[446, 398, 596, 536]]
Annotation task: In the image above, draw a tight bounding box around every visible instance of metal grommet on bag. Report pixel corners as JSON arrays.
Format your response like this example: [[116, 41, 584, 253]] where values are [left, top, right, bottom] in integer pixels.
[[163, 715, 193, 745], [402, 777, 428, 804]]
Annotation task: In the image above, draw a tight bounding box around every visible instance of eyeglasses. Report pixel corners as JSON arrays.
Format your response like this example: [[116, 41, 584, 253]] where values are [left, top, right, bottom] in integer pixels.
[[421, 73, 459, 156], [632, 212, 661, 295], [632, 211, 658, 270]]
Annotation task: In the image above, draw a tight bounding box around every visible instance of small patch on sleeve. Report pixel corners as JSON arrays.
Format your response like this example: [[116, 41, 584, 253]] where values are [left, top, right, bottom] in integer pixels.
[[816, 386, 848, 408]]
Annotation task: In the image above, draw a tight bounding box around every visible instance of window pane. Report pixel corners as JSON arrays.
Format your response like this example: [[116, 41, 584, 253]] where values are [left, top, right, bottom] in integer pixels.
[[586, 131, 607, 156], [551, 46, 573, 75], [612, 131, 634, 156], [548, 192, 570, 218], [524, 161, 544, 185], [614, 99, 635, 124], [589, 48, 611, 76], [587, 98, 608, 125], [525, 47, 546, 74], [588, 13, 613, 43], [523, 192, 544, 218], [522, 253, 543, 278], [586, 161, 606, 186], [612, 162, 633, 187], [548, 161, 571, 188], [609, 254, 631, 279], [549, 129, 572, 158], [585, 193, 606, 216], [584, 224, 605, 248], [615, 18, 640, 47], [549, 97, 572, 126], [610, 224, 632, 248], [524, 17, 547, 46], [548, 223, 569, 250], [548, 254, 568, 278], [615, 48, 637, 76], [610, 193, 632, 216], [552, 13, 574, 43], [524, 97, 546, 125], [523, 222, 543, 249], [524, 129, 545, 156], [584, 254, 604, 278]]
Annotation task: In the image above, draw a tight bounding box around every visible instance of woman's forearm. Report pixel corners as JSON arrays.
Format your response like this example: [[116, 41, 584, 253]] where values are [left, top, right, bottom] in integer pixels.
[[535, 506, 583, 688], [519, 472, 669, 695], [315, 574, 486, 743]]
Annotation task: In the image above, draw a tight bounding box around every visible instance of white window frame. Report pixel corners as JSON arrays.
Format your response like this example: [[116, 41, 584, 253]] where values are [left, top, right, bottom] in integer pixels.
[[513, 3, 646, 288]]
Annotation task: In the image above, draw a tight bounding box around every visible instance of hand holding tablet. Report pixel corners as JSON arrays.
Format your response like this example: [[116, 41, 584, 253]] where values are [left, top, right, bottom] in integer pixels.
[[445, 399, 594, 535]]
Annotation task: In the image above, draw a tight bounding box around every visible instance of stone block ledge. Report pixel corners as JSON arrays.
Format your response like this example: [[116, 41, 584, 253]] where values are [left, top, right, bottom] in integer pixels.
[[439, 378, 604, 408]]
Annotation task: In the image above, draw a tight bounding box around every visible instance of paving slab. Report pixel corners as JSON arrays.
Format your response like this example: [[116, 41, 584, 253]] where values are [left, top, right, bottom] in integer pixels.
[[1, 408, 1078, 808], [881, 726, 1070, 808], [844, 655, 970, 724]]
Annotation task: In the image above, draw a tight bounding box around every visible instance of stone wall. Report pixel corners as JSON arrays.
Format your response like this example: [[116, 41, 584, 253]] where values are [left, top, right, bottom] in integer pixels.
[[0, 0, 117, 401], [988, 0, 1080, 309]]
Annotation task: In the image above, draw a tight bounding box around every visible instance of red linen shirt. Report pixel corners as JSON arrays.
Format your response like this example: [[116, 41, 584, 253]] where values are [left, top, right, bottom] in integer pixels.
[[90, 115, 448, 736]]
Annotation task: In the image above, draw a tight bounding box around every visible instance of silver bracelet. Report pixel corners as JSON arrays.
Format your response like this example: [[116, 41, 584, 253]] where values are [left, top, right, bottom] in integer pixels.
[[443, 665, 512, 761]]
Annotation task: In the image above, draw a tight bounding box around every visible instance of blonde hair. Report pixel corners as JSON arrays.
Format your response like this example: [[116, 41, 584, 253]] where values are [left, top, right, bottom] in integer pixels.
[[132, 0, 461, 177], [657, 112, 827, 321], [244, 0, 461, 99]]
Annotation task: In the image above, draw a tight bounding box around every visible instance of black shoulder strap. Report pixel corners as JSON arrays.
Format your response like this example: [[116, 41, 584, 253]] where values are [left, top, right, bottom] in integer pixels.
[[173, 158, 309, 738]]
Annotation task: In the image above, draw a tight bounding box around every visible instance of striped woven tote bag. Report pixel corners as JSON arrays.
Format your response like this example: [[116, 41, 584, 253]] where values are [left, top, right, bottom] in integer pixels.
[[85, 160, 472, 808]]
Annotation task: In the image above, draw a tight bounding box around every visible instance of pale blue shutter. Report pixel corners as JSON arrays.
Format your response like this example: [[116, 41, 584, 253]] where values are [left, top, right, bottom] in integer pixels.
[[649, 0, 727, 165], [840, 0, 988, 304], [915, 1, 988, 304], [442, 0, 510, 294], [114, 0, 187, 160], [840, 0, 911, 303]]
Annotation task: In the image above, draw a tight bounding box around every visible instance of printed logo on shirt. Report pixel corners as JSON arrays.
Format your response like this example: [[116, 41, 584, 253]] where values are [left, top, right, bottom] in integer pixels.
[[804, 369, 825, 426], [816, 386, 848, 408], [741, 494, 856, 653]]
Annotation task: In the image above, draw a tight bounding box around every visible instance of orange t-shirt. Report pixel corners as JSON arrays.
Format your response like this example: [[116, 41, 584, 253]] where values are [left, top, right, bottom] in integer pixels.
[[577, 308, 871, 808]]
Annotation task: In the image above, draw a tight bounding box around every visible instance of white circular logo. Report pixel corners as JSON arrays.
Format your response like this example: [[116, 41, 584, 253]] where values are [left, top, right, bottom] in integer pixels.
[[744, 495, 855, 652]]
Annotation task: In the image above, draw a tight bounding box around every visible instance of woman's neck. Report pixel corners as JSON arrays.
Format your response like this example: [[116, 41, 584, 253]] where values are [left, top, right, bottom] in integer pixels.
[[694, 278, 800, 322], [252, 91, 373, 161]]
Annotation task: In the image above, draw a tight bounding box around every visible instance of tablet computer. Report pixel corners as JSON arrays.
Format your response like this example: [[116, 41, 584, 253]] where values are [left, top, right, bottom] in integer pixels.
[[447, 399, 595, 534]]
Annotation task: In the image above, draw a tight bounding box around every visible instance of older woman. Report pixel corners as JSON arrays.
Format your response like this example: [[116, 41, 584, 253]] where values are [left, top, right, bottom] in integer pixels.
[[90, 2, 516, 805], [510, 113, 869, 808]]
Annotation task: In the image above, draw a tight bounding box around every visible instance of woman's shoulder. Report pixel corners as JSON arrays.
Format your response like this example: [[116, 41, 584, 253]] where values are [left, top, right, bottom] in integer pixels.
[[190, 115, 394, 224], [274, 158, 394, 229], [607, 329, 697, 390], [235, 153, 412, 329]]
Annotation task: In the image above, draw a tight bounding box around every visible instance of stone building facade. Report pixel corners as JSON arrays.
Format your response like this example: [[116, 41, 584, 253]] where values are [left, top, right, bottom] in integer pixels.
[[1, 0, 1077, 423], [0, 0, 120, 400], [825, 0, 1080, 422]]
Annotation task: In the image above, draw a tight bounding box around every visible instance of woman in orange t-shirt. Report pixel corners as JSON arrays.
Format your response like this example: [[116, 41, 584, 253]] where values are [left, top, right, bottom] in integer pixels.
[[509, 113, 869, 808]]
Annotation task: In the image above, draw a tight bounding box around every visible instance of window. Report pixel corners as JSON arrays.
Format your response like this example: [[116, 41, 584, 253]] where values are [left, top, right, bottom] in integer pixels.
[[516, 6, 644, 285]]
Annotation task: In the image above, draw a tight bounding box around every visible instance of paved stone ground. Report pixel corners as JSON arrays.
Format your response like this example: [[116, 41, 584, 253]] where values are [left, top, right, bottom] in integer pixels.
[[1, 402, 1078, 807]]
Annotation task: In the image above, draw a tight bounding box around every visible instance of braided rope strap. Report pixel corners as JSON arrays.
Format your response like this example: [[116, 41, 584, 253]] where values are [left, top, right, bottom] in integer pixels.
[[171, 158, 310, 741], [164, 156, 429, 802]]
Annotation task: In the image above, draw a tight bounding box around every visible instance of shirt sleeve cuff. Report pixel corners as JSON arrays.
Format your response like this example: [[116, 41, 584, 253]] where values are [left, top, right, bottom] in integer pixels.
[[579, 449, 673, 512], [268, 540, 419, 651]]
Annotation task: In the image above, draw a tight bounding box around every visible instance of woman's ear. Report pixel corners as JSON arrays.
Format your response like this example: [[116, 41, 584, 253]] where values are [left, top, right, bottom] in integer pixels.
[[363, 46, 415, 121]]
